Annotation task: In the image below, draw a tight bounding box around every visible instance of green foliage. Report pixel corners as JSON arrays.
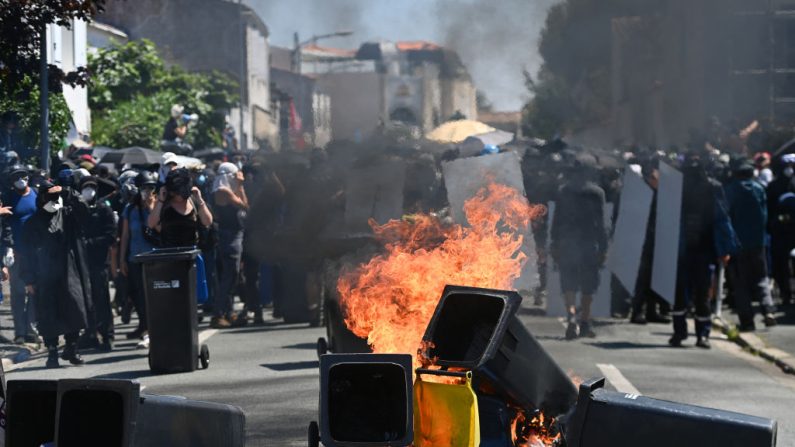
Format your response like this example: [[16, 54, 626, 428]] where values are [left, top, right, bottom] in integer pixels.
[[88, 39, 239, 149], [0, 0, 107, 96], [0, 76, 72, 157], [525, 0, 660, 137], [522, 69, 574, 139]]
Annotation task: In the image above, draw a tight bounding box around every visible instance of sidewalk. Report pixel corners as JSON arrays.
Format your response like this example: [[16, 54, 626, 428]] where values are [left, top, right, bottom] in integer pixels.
[[714, 302, 795, 375]]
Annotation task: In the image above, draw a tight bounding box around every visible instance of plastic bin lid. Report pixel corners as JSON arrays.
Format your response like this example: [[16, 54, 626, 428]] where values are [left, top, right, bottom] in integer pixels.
[[132, 247, 201, 263]]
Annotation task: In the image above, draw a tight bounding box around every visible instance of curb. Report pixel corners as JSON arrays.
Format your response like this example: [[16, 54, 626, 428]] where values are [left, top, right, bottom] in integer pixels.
[[713, 317, 795, 375]]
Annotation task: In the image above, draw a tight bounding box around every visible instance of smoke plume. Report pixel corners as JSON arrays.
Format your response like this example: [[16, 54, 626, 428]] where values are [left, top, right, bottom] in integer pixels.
[[247, 0, 559, 111]]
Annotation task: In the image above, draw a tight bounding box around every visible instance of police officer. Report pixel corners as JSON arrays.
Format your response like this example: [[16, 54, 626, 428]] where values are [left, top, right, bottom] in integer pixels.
[[670, 155, 738, 349]]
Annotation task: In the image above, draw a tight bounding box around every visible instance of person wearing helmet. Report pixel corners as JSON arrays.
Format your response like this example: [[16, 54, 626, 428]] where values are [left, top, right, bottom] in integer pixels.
[[1, 164, 40, 345], [119, 170, 159, 347], [210, 162, 248, 328]]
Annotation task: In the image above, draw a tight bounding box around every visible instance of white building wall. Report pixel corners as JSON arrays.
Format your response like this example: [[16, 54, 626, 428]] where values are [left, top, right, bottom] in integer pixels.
[[48, 20, 91, 135]]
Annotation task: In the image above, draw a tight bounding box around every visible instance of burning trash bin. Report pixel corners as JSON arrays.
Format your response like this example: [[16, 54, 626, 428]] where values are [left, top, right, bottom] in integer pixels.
[[419, 285, 578, 416], [310, 285, 779, 447], [133, 247, 210, 373]]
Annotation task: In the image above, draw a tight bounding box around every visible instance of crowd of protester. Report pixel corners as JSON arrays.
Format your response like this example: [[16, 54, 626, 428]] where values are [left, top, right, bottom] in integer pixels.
[[0, 113, 794, 367]]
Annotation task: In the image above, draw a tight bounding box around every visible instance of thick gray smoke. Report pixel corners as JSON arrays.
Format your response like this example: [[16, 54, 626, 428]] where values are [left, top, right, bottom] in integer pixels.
[[433, 0, 560, 111], [246, 0, 559, 111]]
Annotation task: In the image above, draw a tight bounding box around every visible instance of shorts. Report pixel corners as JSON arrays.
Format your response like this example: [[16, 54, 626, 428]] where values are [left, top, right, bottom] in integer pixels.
[[558, 251, 601, 295]]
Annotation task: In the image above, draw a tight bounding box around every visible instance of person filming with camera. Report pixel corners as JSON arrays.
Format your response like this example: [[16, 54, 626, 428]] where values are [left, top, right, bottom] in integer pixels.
[[148, 168, 212, 248]]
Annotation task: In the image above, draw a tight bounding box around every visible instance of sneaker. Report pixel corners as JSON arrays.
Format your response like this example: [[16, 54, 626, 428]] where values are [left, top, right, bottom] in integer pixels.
[[61, 344, 85, 366], [668, 335, 686, 348], [565, 322, 579, 340], [696, 337, 711, 349], [763, 314, 777, 327], [126, 327, 145, 340], [630, 313, 648, 325], [24, 334, 42, 345], [13, 336, 25, 345], [46, 349, 60, 369], [579, 321, 597, 338], [136, 335, 150, 350], [210, 316, 232, 329]]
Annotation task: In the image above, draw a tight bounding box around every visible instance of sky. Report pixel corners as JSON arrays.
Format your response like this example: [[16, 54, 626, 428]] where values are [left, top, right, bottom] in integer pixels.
[[244, 0, 560, 111]]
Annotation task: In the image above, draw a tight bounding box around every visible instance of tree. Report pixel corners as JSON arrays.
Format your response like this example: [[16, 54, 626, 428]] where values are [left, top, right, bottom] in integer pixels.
[[89, 40, 239, 149], [525, 0, 660, 136], [0, 0, 107, 96], [0, 76, 72, 158]]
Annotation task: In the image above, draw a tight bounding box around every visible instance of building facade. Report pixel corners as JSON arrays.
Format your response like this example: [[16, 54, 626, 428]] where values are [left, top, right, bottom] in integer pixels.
[[610, 0, 795, 147], [299, 41, 477, 142], [99, 0, 276, 150]]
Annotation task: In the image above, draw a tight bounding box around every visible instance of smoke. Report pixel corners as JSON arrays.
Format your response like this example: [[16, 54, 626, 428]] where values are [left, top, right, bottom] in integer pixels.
[[433, 0, 561, 111], [246, 0, 560, 111]]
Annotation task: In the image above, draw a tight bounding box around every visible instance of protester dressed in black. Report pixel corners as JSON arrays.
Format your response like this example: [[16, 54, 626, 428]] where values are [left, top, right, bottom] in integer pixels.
[[20, 182, 91, 368]]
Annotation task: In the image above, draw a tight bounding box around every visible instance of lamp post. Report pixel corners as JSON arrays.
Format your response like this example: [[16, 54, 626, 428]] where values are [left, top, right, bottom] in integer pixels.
[[292, 30, 353, 74]]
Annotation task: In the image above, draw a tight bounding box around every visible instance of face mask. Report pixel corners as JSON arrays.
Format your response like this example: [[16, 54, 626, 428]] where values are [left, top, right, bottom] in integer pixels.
[[13, 178, 27, 190], [81, 187, 97, 202], [43, 197, 63, 213], [784, 167, 794, 178]]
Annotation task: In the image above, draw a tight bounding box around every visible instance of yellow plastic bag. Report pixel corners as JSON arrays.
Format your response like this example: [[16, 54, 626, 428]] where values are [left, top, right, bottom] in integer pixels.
[[413, 372, 480, 447]]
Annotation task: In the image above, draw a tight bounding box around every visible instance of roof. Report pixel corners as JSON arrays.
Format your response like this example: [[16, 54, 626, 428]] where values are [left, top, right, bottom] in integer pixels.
[[479, 112, 522, 125], [302, 44, 357, 59], [396, 41, 442, 52]]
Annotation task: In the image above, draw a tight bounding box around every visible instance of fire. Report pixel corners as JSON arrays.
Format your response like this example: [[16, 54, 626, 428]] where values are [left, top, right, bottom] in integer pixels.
[[337, 183, 546, 368], [511, 408, 562, 447]]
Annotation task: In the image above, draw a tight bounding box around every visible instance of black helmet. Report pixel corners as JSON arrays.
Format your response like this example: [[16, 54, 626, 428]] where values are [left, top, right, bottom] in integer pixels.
[[135, 171, 158, 188], [5, 164, 27, 178]]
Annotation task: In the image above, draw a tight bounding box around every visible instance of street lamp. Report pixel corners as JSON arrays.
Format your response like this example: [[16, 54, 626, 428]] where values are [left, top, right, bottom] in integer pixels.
[[292, 30, 354, 74]]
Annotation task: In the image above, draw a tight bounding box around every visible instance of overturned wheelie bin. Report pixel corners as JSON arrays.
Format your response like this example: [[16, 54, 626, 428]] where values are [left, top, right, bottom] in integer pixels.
[[134, 247, 209, 373], [307, 285, 778, 447]]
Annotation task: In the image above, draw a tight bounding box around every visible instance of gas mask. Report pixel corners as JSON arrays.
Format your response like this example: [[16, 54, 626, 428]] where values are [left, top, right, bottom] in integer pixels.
[[81, 187, 97, 202], [13, 177, 27, 190], [43, 197, 63, 213]]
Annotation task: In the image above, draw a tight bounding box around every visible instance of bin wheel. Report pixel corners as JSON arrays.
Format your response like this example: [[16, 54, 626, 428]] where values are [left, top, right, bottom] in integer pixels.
[[316, 337, 328, 358], [308, 421, 320, 447], [199, 344, 210, 369]]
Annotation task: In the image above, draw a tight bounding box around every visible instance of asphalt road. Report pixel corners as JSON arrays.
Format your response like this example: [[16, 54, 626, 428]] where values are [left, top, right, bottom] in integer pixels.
[[7, 304, 795, 446]]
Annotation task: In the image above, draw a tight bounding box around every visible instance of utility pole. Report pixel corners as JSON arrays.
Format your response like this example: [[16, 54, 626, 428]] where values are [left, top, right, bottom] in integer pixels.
[[40, 24, 50, 171], [238, 0, 247, 151]]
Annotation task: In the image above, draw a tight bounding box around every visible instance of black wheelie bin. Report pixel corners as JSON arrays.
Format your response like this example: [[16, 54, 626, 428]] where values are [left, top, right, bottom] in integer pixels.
[[133, 247, 209, 373]]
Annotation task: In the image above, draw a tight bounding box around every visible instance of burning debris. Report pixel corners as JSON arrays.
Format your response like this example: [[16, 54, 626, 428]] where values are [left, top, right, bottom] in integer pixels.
[[338, 183, 545, 368], [311, 183, 778, 447]]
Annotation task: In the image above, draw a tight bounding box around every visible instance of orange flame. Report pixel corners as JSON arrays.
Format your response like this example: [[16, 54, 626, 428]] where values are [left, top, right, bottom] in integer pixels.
[[511, 408, 562, 447], [338, 183, 546, 369]]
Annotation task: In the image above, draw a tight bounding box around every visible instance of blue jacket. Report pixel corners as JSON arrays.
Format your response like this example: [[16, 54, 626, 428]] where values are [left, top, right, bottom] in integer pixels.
[[724, 178, 767, 251]]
